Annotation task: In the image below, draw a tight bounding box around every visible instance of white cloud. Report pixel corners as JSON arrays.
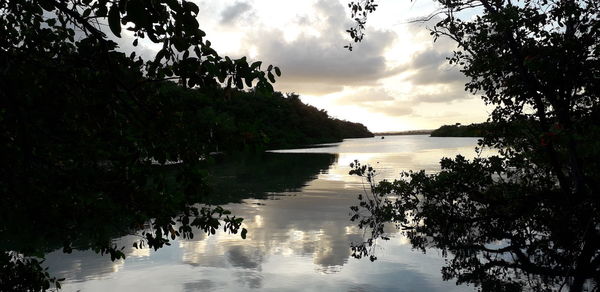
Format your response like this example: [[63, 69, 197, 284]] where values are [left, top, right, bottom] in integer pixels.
[[336, 87, 396, 103]]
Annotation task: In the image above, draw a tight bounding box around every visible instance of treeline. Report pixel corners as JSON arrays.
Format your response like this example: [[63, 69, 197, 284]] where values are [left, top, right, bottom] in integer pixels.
[[159, 82, 373, 150], [430, 123, 491, 137], [376, 129, 433, 136]]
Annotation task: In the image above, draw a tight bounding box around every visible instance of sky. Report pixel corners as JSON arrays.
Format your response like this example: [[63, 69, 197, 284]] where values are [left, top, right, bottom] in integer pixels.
[[126, 0, 491, 132]]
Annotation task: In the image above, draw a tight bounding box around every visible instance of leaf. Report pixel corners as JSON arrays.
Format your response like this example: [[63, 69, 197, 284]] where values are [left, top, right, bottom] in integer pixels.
[[244, 76, 253, 87], [250, 61, 262, 70], [38, 0, 55, 12], [182, 1, 199, 15], [274, 66, 281, 77], [82, 8, 91, 18], [119, 0, 128, 13], [267, 72, 275, 83], [165, 0, 180, 12], [96, 5, 107, 17], [172, 36, 187, 52], [108, 4, 121, 37], [155, 49, 168, 61], [132, 38, 138, 46], [241, 228, 247, 239], [126, 0, 148, 28]]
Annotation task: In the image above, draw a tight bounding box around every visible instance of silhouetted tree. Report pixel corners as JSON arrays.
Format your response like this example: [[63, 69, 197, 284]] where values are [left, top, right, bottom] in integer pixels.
[[0, 0, 281, 289], [347, 0, 599, 291], [430, 122, 491, 137]]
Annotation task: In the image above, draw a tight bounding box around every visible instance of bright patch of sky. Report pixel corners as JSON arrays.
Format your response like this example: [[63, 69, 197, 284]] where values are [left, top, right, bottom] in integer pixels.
[[134, 0, 490, 132]]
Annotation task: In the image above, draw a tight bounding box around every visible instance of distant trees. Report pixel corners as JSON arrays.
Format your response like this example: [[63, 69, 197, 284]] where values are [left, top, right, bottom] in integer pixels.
[[430, 123, 491, 137], [155, 84, 373, 151], [258, 93, 373, 147], [347, 0, 599, 290]]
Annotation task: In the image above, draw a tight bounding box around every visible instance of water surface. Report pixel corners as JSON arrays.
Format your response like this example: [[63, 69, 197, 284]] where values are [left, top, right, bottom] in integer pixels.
[[46, 135, 485, 291]]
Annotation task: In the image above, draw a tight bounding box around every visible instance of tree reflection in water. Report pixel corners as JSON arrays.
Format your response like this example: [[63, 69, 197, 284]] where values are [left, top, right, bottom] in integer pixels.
[[349, 158, 600, 291]]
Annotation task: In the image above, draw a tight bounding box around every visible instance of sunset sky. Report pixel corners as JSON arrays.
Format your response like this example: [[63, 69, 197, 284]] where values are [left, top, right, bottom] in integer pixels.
[[126, 0, 490, 132]]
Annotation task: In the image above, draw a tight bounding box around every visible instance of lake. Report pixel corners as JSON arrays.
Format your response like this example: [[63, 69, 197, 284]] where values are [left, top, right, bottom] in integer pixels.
[[45, 135, 486, 291]]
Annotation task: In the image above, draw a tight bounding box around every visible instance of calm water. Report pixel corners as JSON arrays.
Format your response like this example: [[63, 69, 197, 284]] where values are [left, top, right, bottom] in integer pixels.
[[45, 135, 486, 291]]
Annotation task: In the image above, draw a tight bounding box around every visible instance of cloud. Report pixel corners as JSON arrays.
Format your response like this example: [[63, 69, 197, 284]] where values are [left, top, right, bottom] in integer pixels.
[[411, 84, 471, 103], [328, 19, 472, 117], [277, 82, 344, 96], [336, 87, 396, 104], [362, 101, 414, 117], [220, 2, 252, 25], [333, 83, 474, 118], [405, 49, 467, 86], [247, 0, 399, 95], [332, 80, 472, 119], [397, 20, 469, 88]]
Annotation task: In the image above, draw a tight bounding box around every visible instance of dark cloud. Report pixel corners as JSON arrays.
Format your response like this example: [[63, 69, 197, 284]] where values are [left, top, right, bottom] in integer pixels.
[[221, 2, 252, 25], [412, 85, 471, 103], [406, 49, 468, 86], [411, 49, 445, 69], [250, 0, 399, 95], [399, 20, 469, 89]]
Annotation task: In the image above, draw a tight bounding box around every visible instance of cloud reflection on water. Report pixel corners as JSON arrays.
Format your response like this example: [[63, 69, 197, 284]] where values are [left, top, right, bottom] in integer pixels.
[[46, 136, 482, 292]]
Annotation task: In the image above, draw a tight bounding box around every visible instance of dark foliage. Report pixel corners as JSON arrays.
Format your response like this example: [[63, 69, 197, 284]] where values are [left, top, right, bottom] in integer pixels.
[[0, 0, 279, 289], [204, 152, 338, 204], [158, 83, 373, 152], [0, 0, 371, 289], [347, 0, 600, 291], [430, 123, 491, 137]]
